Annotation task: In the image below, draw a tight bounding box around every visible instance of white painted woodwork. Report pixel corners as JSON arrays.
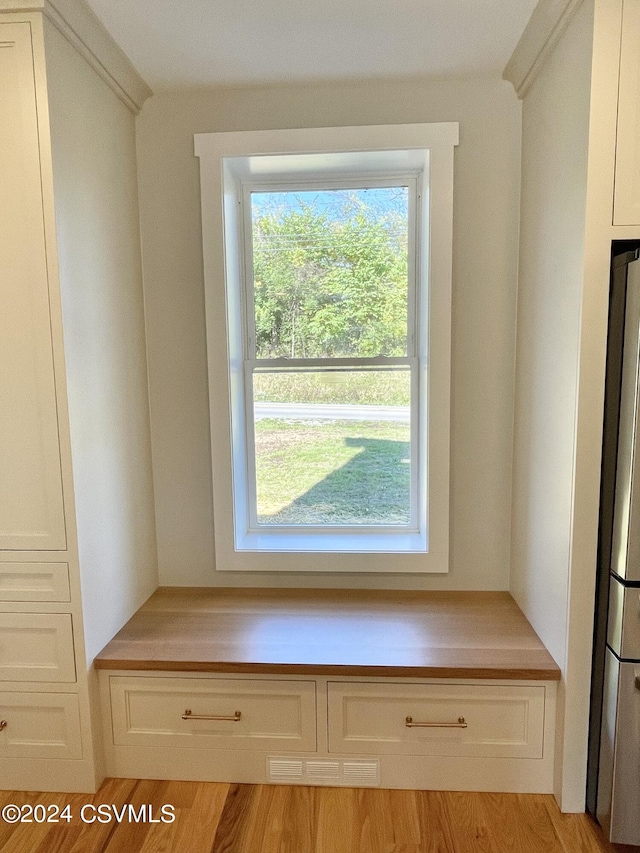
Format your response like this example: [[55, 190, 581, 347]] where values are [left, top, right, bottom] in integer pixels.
[[0, 21, 66, 551], [0, 563, 70, 602], [0, 691, 82, 759], [503, 0, 585, 97], [109, 677, 317, 751], [0, 3, 155, 794], [197, 125, 455, 573], [100, 672, 556, 793], [613, 0, 640, 225], [327, 682, 545, 759], [267, 757, 381, 787], [0, 613, 75, 682]]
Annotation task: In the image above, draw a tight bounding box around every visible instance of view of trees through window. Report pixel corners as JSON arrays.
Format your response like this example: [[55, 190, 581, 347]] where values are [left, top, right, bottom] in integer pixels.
[[249, 187, 414, 527], [251, 187, 409, 359]]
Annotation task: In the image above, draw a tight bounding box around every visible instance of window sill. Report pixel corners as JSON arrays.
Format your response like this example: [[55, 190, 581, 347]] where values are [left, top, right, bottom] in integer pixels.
[[236, 528, 428, 555]]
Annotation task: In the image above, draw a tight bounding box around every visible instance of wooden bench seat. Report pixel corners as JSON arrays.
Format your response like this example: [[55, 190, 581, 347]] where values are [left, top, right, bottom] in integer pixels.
[[94, 588, 560, 681]]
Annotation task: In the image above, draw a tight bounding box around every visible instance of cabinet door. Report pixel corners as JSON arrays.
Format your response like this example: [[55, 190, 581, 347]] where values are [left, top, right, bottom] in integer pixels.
[[0, 22, 66, 549], [614, 0, 640, 225]]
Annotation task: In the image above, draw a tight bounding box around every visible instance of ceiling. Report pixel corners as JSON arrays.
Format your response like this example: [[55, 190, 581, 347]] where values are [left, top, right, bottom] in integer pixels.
[[83, 0, 537, 91]]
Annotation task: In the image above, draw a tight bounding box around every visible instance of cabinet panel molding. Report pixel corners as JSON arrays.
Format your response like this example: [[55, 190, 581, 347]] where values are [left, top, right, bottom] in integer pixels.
[[110, 676, 317, 752], [327, 681, 546, 759], [0, 21, 66, 550], [0, 691, 82, 759], [0, 562, 70, 601], [0, 613, 76, 682]]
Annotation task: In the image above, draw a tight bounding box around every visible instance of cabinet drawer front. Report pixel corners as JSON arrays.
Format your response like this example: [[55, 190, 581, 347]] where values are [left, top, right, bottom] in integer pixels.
[[110, 677, 316, 752], [0, 614, 76, 682], [0, 563, 70, 602], [328, 683, 545, 758], [0, 692, 82, 759]]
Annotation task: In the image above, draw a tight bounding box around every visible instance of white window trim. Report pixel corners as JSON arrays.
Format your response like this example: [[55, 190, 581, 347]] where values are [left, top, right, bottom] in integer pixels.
[[195, 123, 458, 573]]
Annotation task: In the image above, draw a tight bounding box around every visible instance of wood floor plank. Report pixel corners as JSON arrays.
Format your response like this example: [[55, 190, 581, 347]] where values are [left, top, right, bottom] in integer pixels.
[[315, 786, 359, 853], [0, 790, 74, 853], [161, 782, 229, 853], [101, 779, 170, 853], [472, 793, 564, 853], [354, 788, 422, 851], [416, 791, 457, 853], [439, 790, 498, 853], [0, 781, 631, 852], [542, 796, 637, 853], [211, 783, 261, 853]]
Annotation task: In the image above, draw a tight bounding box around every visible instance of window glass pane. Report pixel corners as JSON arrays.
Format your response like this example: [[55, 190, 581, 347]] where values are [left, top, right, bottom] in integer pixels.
[[253, 368, 411, 526], [251, 187, 409, 359]]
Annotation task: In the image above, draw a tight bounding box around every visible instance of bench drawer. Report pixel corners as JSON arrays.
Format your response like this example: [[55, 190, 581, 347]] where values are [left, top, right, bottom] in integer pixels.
[[110, 676, 317, 752], [0, 613, 76, 682], [0, 692, 82, 759], [328, 682, 545, 759]]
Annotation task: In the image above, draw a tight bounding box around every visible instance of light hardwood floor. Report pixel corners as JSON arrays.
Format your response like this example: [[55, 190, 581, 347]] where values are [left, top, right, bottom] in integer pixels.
[[0, 780, 635, 853]]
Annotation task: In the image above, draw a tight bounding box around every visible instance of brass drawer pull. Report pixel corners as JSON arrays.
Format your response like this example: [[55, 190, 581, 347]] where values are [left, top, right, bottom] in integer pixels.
[[181, 709, 241, 722], [0, 720, 6, 731], [405, 715, 467, 728]]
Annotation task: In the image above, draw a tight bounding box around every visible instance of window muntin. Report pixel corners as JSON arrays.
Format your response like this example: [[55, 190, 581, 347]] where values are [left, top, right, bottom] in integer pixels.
[[242, 181, 419, 535]]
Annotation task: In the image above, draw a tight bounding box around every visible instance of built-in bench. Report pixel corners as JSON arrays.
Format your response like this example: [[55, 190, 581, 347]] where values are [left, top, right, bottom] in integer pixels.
[[95, 589, 560, 792]]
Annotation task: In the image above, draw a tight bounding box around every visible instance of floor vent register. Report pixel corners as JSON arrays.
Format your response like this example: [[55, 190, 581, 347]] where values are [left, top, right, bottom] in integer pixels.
[[267, 757, 380, 787]]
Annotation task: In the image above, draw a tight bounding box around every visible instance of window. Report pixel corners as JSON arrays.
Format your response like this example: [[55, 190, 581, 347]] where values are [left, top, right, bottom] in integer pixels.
[[195, 123, 458, 573]]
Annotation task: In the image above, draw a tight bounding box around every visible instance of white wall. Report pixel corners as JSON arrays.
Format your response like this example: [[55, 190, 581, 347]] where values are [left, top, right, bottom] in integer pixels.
[[510, 1, 593, 670], [136, 76, 522, 589], [45, 21, 158, 662], [509, 0, 595, 810]]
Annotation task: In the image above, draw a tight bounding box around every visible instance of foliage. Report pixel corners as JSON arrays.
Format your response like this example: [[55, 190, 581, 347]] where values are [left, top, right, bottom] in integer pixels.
[[252, 192, 408, 359]]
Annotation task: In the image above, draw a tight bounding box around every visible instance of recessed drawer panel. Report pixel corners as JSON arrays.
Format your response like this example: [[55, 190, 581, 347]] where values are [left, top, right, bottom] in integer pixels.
[[0, 563, 70, 602], [110, 677, 317, 752], [328, 682, 545, 759], [0, 692, 82, 759], [0, 614, 76, 682]]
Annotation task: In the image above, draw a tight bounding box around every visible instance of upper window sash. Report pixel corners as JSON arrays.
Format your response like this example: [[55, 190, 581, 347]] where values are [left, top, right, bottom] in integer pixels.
[[241, 176, 420, 363]]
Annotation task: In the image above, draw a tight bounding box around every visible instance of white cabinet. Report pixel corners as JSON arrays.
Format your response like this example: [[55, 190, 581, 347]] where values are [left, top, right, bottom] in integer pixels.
[[614, 0, 640, 225], [0, 21, 66, 551], [0, 4, 153, 792], [100, 672, 555, 793]]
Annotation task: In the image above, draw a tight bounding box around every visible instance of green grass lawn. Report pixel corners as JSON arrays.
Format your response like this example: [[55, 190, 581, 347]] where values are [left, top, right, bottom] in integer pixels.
[[253, 370, 411, 406], [255, 418, 410, 525]]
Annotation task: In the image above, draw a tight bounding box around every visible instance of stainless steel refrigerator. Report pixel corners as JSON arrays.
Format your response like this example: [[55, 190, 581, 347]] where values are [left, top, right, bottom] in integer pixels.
[[588, 247, 640, 845]]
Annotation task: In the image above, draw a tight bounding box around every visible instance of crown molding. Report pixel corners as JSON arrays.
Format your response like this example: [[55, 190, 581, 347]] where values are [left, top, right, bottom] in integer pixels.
[[503, 0, 584, 98], [0, 0, 152, 113]]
